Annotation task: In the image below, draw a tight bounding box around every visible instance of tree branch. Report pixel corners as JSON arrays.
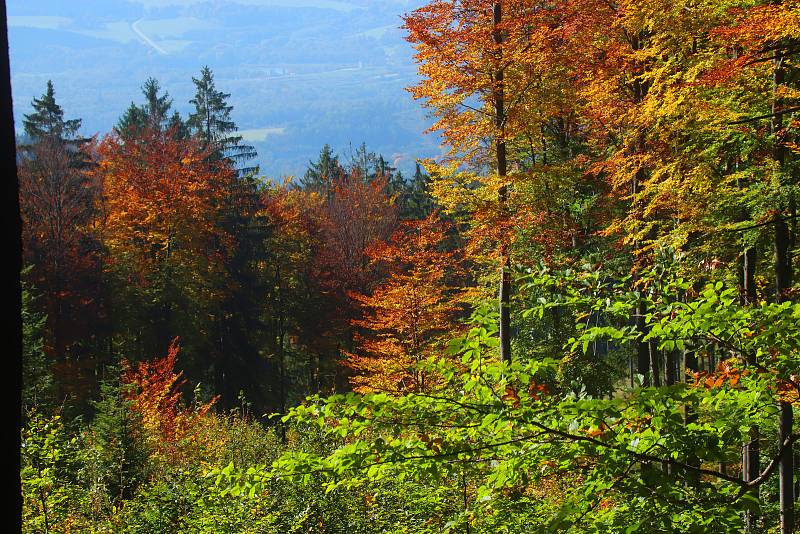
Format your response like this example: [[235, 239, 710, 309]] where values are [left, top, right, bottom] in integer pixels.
[[728, 106, 800, 125]]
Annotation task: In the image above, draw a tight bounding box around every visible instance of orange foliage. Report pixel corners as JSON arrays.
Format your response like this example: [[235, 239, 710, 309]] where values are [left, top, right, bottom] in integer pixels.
[[253, 174, 400, 391], [93, 127, 234, 301], [691, 360, 747, 389], [403, 1, 610, 271], [308, 170, 399, 359], [403, 1, 553, 167], [344, 214, 464, 394], [692, 361, 800, 406], [711, 0, 800, 58]]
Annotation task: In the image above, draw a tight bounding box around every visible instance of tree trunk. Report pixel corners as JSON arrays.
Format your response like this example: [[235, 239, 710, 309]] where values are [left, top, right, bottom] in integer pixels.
[[775, 213, 795, 533], [650, 345, 661, 387], [743, 247, 757, 305], [742, 246, 761, 533], [779, 402, 795, 534], [665, 349, 677, 387], [684, 344, 700, 486], [665, 348, 677, 474], [493, 2, 511, 364], [626, 27, 653, 387], [775, 216, 792, 302], [772, 43, 795, 534], [277, 265, 287, 444], [635, 298, 650, 386]]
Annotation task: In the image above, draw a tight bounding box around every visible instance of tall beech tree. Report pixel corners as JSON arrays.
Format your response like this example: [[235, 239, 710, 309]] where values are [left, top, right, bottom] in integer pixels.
[[699, 4, 800, 529], [93, 125, 234, 378], [404, 1, 543, 363], [312, 169, 399, 390], [344, 214, 463, 394]]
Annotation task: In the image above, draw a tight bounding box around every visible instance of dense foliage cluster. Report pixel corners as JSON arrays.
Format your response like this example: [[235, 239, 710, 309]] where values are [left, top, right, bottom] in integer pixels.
[[18, 0, 800, 532]]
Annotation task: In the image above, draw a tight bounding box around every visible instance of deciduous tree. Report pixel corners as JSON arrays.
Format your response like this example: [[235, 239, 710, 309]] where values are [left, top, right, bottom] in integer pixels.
[[345, 214, 464, 393]]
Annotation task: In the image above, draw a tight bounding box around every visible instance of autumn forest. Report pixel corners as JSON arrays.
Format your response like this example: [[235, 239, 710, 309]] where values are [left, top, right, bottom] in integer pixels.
[[17, 1, 800, 532]]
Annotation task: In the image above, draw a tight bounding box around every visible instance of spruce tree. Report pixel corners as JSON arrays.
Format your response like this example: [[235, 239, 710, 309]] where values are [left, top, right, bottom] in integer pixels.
[[186, 68, 263, 406], [141, 77, 172, 131], [300, 143, 343, 193], [116, 78, 186, 139], [115, 102, 145, 137], [90, 370, 149, 503], [22, 80, 81, 141], [167, 110, 189, 140], [187, 66, 256, 175], [399, 162, 435, 220], [21, 281, 54, 416]]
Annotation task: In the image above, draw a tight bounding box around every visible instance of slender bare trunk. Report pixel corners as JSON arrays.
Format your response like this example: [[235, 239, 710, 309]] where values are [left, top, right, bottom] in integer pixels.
[[772, 42, 795, 534], [742, 246, 761, 532], [493, 2, 511, 364]]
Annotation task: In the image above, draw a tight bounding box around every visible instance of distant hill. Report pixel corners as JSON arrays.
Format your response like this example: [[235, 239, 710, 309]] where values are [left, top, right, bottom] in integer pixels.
[[8, 0, 442, 178]]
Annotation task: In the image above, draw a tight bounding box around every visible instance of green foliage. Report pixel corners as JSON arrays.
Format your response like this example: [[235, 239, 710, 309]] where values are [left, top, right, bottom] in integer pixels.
[[21, 410, 91, 532], [300, 143, 344, 194], [399, 162, 436, 220], [87, 371, 150, 506], [22, 282, 54, 415], [116, 77, 186, 139], [210, 268, 799, 532]]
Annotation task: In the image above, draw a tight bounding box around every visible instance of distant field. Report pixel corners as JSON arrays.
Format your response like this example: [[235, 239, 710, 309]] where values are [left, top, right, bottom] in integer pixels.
[[127, 0, 363, 10], [238, 127, 286, 142], [232, 0, 363, 11], [7, 15, 73, 29]]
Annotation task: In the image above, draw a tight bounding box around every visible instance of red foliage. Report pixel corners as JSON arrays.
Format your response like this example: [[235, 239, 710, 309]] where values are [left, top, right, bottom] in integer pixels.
[[122, 338, 220, 465], [19, 137, 103, 364]]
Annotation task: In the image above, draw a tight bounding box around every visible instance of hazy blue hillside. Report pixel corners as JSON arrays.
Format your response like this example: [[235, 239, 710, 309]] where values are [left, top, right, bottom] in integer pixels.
[[8, 0, 442, 177]]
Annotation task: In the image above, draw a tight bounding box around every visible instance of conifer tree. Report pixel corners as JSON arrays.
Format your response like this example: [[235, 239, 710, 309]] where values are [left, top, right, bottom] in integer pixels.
[[187, 66, 256, 175], [399, 162, 435, 220], [300, 144, 344, 195], [116, 78, 186, 139], [140, 77, 173, 131], [89, 370, 149, 503], [22, 80, 81, 141], [21, 282, 53, 416], [116, 102, 144, 137]]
